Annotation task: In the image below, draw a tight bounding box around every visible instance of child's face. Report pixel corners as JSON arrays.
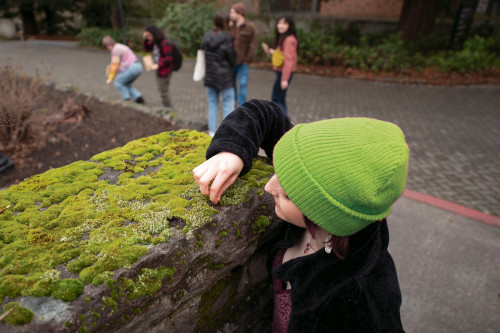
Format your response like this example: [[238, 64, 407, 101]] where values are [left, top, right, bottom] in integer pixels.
[[276, 18, 289, 35], [265, 174, 305, 228]]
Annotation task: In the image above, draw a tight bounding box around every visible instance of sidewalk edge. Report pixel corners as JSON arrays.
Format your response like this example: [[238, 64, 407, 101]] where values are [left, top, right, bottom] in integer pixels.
[[403, 189, 500, 228]]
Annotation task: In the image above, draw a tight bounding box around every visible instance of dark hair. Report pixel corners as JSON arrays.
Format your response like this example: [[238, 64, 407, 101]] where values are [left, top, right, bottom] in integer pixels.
[[274, 15, 299, 52], [303, 214, 349, 260], [213, 11, 228, 32], [145, 24, 166, 47]]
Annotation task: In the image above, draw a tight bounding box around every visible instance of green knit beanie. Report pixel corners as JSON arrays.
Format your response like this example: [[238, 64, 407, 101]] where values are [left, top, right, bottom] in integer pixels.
[[273, 117, 409, 236]]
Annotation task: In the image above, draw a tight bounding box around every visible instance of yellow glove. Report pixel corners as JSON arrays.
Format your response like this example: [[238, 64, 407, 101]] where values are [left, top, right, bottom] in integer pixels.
[[107, 62, 119, 82]]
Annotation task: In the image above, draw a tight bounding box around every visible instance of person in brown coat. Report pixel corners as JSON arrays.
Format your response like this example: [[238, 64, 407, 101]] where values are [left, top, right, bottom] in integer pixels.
[[229, 2, 258, 107]]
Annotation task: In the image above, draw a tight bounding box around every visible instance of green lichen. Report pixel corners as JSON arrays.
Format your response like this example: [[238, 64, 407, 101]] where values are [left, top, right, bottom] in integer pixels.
[[0, 130, 274, 307], [1, 302, 33, 325]]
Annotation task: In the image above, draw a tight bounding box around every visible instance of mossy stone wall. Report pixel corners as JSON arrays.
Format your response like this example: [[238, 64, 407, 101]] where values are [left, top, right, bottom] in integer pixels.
[[0, 130, 283, 332]]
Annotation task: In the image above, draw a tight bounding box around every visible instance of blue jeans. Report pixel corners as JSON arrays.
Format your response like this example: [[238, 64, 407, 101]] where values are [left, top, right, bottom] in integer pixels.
[[206, 87, 235, 134], [232, 64, 249, 107], [271, 71, 293, 117], [114, 61, 142, 100]]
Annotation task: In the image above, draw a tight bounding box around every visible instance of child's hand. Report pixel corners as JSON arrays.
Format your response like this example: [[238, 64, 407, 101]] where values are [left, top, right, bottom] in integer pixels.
[[152, 64, 159, 70], [193, 152, 244, 204], [281, 80, 288, 90]]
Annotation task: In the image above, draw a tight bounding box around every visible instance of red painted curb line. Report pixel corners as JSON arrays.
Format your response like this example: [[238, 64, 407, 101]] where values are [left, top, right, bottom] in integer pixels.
[[402, 189, 500, 228]]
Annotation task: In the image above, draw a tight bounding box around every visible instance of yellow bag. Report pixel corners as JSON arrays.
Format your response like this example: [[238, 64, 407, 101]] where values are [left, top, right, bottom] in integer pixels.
[[272, 50, 284, 68]]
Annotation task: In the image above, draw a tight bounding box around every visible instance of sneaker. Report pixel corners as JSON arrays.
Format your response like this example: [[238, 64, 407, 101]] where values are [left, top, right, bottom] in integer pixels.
[[135, 96, 145, 104]]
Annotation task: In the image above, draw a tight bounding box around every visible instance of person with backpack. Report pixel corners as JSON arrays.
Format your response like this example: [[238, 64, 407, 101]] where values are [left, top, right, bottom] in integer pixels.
[[142, 25, 182, 109]]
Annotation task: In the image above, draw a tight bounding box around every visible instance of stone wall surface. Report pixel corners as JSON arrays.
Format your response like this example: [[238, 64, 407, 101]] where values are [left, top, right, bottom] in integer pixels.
[[0, 129, 282, 332]]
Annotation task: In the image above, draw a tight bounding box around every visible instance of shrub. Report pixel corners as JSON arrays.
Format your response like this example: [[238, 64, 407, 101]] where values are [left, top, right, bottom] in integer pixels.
[[159, 0, 220, 57], [445, 35, 497, 73], [426, 35, 497, 73], [76, 27, 142, 52], [293, 27, 498, 74], [296, 26, 341, 66], [0, 64, 48, 151]]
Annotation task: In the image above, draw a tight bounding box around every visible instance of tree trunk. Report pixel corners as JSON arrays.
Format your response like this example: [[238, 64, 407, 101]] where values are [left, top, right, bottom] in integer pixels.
[[398, 0, 438, 39], [111, 8, 122, 30], [19, 2, 39, 36], [41, 4, 57, 35]]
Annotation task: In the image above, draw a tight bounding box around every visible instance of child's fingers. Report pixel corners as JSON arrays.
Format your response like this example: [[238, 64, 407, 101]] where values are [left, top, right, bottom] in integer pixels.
[[196, 167, 218, 196], [209, 169, 239, 204]]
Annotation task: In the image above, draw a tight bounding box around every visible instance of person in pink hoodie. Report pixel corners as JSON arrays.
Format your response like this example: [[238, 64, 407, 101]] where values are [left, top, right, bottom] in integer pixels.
[[262, 15, 298, 118]]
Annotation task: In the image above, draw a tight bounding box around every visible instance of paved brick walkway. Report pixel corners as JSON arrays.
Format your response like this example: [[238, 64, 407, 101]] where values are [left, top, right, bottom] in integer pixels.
[[1, 40, 499, 217]]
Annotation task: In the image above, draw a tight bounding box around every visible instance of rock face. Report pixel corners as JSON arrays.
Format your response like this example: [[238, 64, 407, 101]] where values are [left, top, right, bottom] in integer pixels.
[[0, 130, 284, 332]]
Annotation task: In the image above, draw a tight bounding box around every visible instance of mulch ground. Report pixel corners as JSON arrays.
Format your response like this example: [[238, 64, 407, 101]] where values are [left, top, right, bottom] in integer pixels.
[[0, 85, 179, 188]]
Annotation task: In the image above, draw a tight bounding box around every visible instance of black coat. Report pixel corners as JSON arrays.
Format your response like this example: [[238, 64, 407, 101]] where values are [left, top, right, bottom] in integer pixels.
[[200, 30, 236, 91], [207, 100, 405, 332], [271, 221, 404, 332]]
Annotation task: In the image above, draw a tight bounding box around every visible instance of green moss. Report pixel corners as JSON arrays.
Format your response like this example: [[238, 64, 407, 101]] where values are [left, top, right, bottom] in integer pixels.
[[103, 296, 117, 311], [1, 302, 33, 325], [121, 267, 176, 300], [51, 279, 84, 301], [251, 216, 271, 234], [92, 309, 100, 319], [208, 263, 225, 270], [195, 269, 241, 331], [0, 130, 274, 304], [194, 234, 204, 251]]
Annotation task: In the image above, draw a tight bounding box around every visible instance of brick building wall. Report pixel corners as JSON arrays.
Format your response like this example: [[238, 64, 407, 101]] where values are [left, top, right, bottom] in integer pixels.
[[217, 0, 261, 14], [220, 0, 404, 19], [320, 0, 404, 19]]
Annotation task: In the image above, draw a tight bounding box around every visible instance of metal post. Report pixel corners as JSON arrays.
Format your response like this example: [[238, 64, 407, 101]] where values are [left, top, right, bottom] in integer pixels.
[[118, 0, 126, 44]]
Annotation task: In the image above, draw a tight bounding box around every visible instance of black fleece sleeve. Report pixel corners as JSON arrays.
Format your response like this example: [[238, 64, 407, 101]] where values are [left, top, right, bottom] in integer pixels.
[[206, 99, 293, 176]]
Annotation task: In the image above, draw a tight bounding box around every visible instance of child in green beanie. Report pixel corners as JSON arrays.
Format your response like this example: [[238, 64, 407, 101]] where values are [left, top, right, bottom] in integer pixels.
[[193, 99, 408, 332]]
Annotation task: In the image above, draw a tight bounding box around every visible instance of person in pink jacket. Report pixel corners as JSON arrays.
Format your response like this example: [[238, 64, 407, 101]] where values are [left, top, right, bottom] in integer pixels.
[[262, 15, 298, 118]]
